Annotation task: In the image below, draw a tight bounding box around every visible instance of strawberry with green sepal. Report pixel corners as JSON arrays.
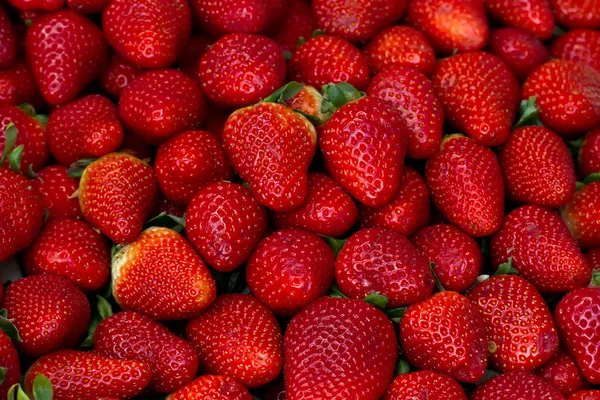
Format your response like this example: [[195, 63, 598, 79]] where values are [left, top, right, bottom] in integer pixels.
[[549, 0, 600, 29], [0, 106, 48, 174], [167, 375, 252, 400], [383, 370, 467, 400], [484, 0, 553, 39], [537, 349, 589, 396], [488, 28, 549, 82], [100, 55, 145, 98], [0, 5, 16, 69], [562, 182, 600, 249], [579, 128, 600, 178], [471, 372, 568, 399], [272, 0, 317, 53], [0, 330, 20, 399], [31, 165, 82, 221], [551, 29, 600, 72]]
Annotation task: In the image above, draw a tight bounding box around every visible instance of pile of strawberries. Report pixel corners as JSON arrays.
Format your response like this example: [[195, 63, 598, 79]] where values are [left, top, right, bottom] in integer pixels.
[[0, 0, 600, 398]]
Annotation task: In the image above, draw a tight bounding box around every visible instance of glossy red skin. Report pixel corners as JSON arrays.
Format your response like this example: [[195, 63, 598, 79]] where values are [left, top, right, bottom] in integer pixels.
[[100, 55, 145, 98], [25, 10, 108, 105], [488, 27, 549, 81], [549, 0, 600, 28], [433, 52, 520, 146], [25, 350, 152, 400], [178, 35, 212, 79], [3, 275, 90, 358], [119, 69, 206, 145], [551, 30, 600, 72], [579, 128, 600, 177], [247, 229, 335, 316], [491, 205, 591, 293], [168, 375, 252, 400], [412, 224, 482, 293], [0, 105, 48, 173], [199, 33, 286, 108], [587, 249, 600, 275], [186, 294, 282, 388], [155, 130, 232, 205], [289, 35, 371, 91], [273, 172, 358, 237], [0, 330, 20, 399], [523, 61, 600, 138], [0, 168, 43, 263], [471, 372, 567, 400], [284, 297, 397, 400], [0, 61, 45, 108], [94, 311, 198, 393], [0, 5, 16, 69], [484, 0, 553, 39], [383, 370, 467, 400], [7, 0, 63, 11], [562, 182, 600, 249], [537, 349, 589, 396], [571, 391, 600, 400], [272, 1, 317, 53], [223, 102, 316, 212], [67, 0, 111, 13], [500, 126, 576, 208], [320, 97, 407, 208], [112, 227, 216, 320], [425, 136, 504, 237], [367, 66, 443, 159]]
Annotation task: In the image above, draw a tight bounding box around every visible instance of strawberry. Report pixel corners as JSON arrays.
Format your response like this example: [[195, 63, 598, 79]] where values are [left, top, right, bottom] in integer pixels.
[[0, 105, 48, 173], [103, 0, 191, 69], [284, 297, 397, 399], [0, 61, 44, 108], [25, 10, 108, 105], [178, 35, 212, 79], [364, 26, 436, 75], [0, 330, 20, 399], [471, 372, 568, 399], [198, 33, 286, 108], [562, 182, 600, 249], [3, 274, 90, 358], [100, 55, 145, 98], [432, 52, 520, 146], [155, 130, 233, 205], [320, 96, 407, 208], [500, 126, 576, 208], [484, 0, 553, 39], [571, 391, 600, 400], [548, 0, 600, 29], [0, 5, 16, 69], [7, 0, 63, 11], [412, 224, 482, 293], [383, 370, 467, 400], [425, 135, 504, 237], [94, 311, 198, 393], [537, 349, 589, 396], [579, 128, 600, 178], [366, 66, 443, 159], [112, 227, 216, 320], [246, 228, 335, 316], [488, 28, 549, 81], [119, 69, 206, 145], [24, 350, 152, 400], [551, 29, 600, 72], [491, 205, 591, 293], [289, 35, 371, 91], [523, 60, 600, 139], [586, 249, 600, 282], [67, 0, 111, 13], [47, 95, 124, 166], [272, 0, 317, 53], [223, 102, 316, 211], [186, 294, 283, 388], [359, 167, 431, 235], [78, 153, 157, 244], [30, 165, 81, 221], [167, 375, 252, 400], [23, 219, 110, 292]]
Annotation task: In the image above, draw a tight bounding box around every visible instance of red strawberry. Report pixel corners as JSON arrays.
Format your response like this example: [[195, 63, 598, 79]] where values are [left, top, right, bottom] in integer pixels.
[[500, 126, 576, 208], [586, 249, 600, 282], [383, 370, 467, 400], [433, 52, 520, 146], [537, 349, 589, 396], [30, 165, 82, 221], [78, 153, 157, 244], [488, 28, 549, 81], [0, 5, 16, 69], [25, 350, 152, 400], [484, 0, 553, 39], [579, 128, 600, 178], [491, 205, 591, 293], [571, 391, 600, 400], [289, 35, 371, 91], [167, 375, 252, 400], [246, 228, 335, 316], [425, 135, 504, 237], [7, 0, 63, 11], [223, 102, 316, 211], [119, 69, 206, 145], [412, 224, 482, 293], [67, 0, 111, 13], [186, 294, 283, 388], [320, 96, 407, 207], [26, 10, 108, 105], [198, 33, 286, 108], [364, 26, 436, 75], [551, 30, 600, 72], [562, 182, 600, 249], [272, 0, 317, 53], [549, 0, 600, 29], [3, 274, 90, 358], [0, 105, 48, 173], [112, 227, 216, 320], [94, 311, 198, 393], [471, 372, 567, 400], [0, 61, 44, 108], [366, 66, 443, 159], [178, 35, 212, 79], [0, 330, 20, 399], [284, 297, 397, 399], [523, 60, 600, 139], [100, 55, 145, 98]]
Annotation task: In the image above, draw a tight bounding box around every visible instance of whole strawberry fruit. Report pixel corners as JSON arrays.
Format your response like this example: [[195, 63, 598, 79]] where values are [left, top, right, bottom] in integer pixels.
[[272, 0, 317, 53], [0, 105, 48, 173], [383, 370, 467, 400], [0, 330, 19, 399], [562, 182, 600, 249], [30, 165, 82, 221], [484, 0, 553, 39], [488, 27, 549, 81], [549, 0, 600, 28], [168, 375, 252, 400], [537, 349, 589, 396], [551, 29, 600, 72], [579, 128, 600, 178], [471, 372, 567, 400]]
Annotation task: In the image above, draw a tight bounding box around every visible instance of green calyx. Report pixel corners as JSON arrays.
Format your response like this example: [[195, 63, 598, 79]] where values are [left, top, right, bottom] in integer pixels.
[[590, 270, 600, 288], [385, 306, 408, 324], [429, 262, 446, 292], [320, 235, 347, 257], [262, 81, 305, 104], [321, 82, 364, 111], [7, 374, 53, 400], [0, 367, 6, 385], [79, 296, 113, 349], [494, 257, 520, 277], [395, 359, 411, 376], [328, 283, 348, 299], [0, 123, 24, 174], [363, 292, 389, 310], [67, 158, 97, 178], [0, 309, 21, 343], [514, 96, 542, 129], [583, 173, 600, 185], [144, 212, 186, 233]]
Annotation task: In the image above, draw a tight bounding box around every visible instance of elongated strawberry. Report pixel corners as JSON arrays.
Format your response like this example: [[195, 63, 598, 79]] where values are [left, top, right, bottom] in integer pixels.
[[100, 55, 145, 98], [551, 30, 600, 72], [67, 0, 111, 13], [0, 5, 16, 69], [167, 375, 252, 400], [562, 182, 600, 249], [471, 372, 567, 399], [537, 349, 589, 396], [579, 128, 600, 178], [284, 297, 397, 399], [549, 0, 600, 29], [272, 0, 317, 53], [0, 61, 44, 108], [485, 0, 553, 39], [0, 330, 20, 399], [383, 370, 467, 400], [7, 0, 63, 11], [31, 165, 82, 221], [0, 105, 48, 173], [571, 391, 600, 400], [488, 28, 549, 81]]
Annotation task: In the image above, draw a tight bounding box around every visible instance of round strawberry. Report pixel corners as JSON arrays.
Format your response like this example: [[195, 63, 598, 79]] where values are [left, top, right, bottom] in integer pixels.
[[579, 128, 600, 178], [272, 0, 317, 53], [551, 29, 600, 72], [0, 105, 48, 173], [100, 55, 145, 98], [471, 372, 568, 400], [31, 165, 82, 221], [0, 330, 19, 399], [488, 27, 549, 81], [383, 371, 467, 400], [562, 182, 600, 249], [537, 349, 589, 396], [549, 0, 600, 29], [168, 375, 252, 400]]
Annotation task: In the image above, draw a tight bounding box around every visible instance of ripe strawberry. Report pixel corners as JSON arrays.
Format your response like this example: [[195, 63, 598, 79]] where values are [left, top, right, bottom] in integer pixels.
[[67, 0, 111, 13], [523, 60, 600, 139], [272, 0, 317, 53], [0, 330, 20, 399], [579, 128, 600, 178], [433, 52, 520, 146], [223, 102, 316, 211], [26, 10, 108, 105], [383, 370, 467, 400], [100, 55, 145, 98], [30, 166, 81, 221], [485, 0, 553, 39], [488, 28, 549, 81], [571, 391, 600, 400], [78, 153, 157, 244], [289, 35, 371, 90], [3, 274, 90, 358], [425, 135, 504, 237], [412, 224, 482, 293], [94, 311, 198, 393], [551, 30, 600, 72], [112, 227, 216, 320], [178, 35, 212, 79], [562, 182, 600, 249], [0, 5, 16, 69], [199, 33, 286, 108], [0, 61, 44, 108], [366, 66, 443, 159], [537, 349, 589, 396], [246, 228, 335, 316], [284, 297, 397, 399], [25, 350, 152, 400], [7, 0, 63, 11], [471, 372, 568, 400], [186, 294, 283, 388], [0, 105, 48, 173], [167, 375, 252, 400], [119, 69, 206, 145], [548, 0, 600, 29], [491, 205, 591, 293]]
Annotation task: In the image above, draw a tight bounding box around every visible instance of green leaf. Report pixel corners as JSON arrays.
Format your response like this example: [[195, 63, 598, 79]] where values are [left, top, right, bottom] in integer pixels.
[[385, 306, 408, 324], [296, 36, 307, 49], [324, 84, 347, 109], [67, 158, 97, 178], [552, 25, 565, 38], [78, 313, 100, 349], [35, 114, 48, 126], [591, 270, 600, 288], [363, 292, 389, 310], [583, 173, 600, 184], [494, 257, 519, 276], [395, 359, 410, 376], [1, 123, 18, 165], [32, 374, 53, 400], [262, 81, 304, 104], [8, 145, 24, 173], [576, 181, 585, 191], [97, 296, 113, 320], [429, 262, 446, 292], [18, 103, 36, 116], [144, 212, 186, 232], [7, 383, 18, 400], [514, 96, 542, 128], [328, 283, 348, 299], [321, 82, 364, 113], [0, 367, 6, 385], [0, 309, 22, 342], [320, 235, 346, 257], [311, 29, 327, 37]]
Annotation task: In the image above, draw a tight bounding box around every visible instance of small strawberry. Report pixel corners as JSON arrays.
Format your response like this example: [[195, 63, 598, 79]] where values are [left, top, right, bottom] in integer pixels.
[[537, 349, 589, 396], [100, 55, 145, 98], [562, 182, 600, 249], [7, 0, 63, 11], [178, 35, 212, 79], [272, 1, 317, 53], [471, 372, 568, 400], [579, 128, 600, 178], [484, 0, 553, 39], [571, 391, 600, 400], [67, 0, 111, 13], [0, 61, 44, 108], [551, 29, 600, 72], [186, 294, 283, 388], [30, 166, 81, 221], [488, 28, 549, 81], [0, 5, 16, 69], [167, 375, 252, 400], [383, 370, 468, 400], [0, 330, 20, 399], [549, 0, 600, 29], [284, 297, 397, 400], [0, 105, 48, 173]]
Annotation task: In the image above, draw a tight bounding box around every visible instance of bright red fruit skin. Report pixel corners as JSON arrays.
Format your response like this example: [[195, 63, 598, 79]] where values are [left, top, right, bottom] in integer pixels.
[[30, 165, 82, 221], [562, 182, 600, 249], [537, 349, 589, 396], [571, 391, 600, 400], [67, 0, 111, 13], [383, 370, 467, 400], [488, 27, 549, 81], [0, 105, 48, 173], [0, 60, 44, 108], [551, 29, 600, 72], [100, 55, 145, 98], [484, 0, 553, 39], [0, 5, 16, 69], [471, 372, 568, 400], [549, 0, 600, 29], [7, 0, 64, 11], [168, 375, 252, 400], [272, 1, 317, 53], [579, 128, 600, 178], [0, 330, 20, 399]]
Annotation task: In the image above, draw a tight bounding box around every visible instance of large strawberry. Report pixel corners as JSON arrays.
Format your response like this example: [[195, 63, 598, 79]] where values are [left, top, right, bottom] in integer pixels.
[[30, 165, 82, 221], [272, 0, 317, 53], [0, 330, 20, 399], [167, 375, 252, 400], [471, 372, 568, 399], [579, 128, 600, 178], [100, 55, 145, 98], [0, 105, 48, 173], [0, 5, 16, 69], [551, 29, 600, 72], [284, 297, 397, 399], [383, 370, 467, 400], [537, 349, 589, 396], [548, 0, 600, 29], [488, 27, 549, 81], [484, 0, 553, 39], [562, 182, 600, 249], [0, 61, 44, 108]]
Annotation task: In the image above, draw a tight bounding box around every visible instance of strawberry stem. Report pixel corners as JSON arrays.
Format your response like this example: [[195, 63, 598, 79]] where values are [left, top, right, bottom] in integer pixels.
[[320, 235, 346, 256], [363, 292, 389, 310], [494, 257, 519, 276]]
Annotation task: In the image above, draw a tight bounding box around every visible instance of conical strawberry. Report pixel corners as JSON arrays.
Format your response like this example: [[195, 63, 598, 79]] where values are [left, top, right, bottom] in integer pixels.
[[383, 370, 467, 400], [0, 105, 48, 173], [30, 165, 82, 221], [471, 372, 567, 400], [562, 182, 600, 249], [167, 375, 252, 400]]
